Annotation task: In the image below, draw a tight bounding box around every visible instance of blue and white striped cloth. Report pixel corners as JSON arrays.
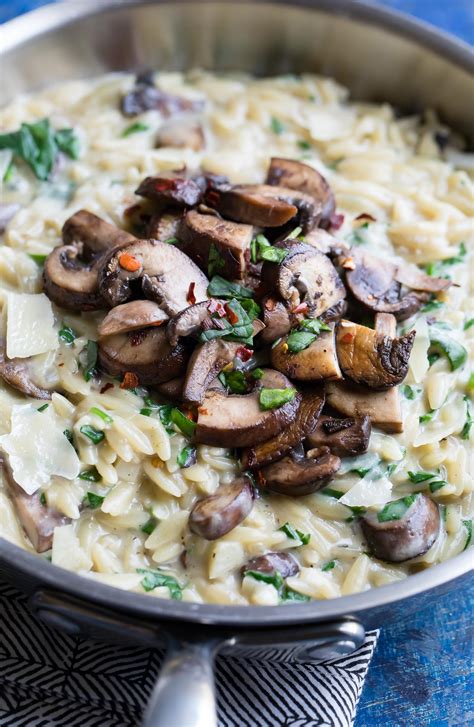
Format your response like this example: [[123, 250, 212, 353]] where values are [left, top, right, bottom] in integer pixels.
[[0, 580, 378, 726]]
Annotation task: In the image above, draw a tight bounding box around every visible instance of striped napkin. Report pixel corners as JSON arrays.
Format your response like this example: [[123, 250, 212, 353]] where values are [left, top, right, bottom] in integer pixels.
[[0, 580, 378, 726]]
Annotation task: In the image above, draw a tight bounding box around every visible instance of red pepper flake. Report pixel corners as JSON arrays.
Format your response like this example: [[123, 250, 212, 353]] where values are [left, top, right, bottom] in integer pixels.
[[291, 302, 309, 314], [184, 409, 197, 422], [207, 299, 226, 317], [257, 470, 266, 486], [355, 212, 376, 223], [236, 346, 253, 362], [100, 382, 114, 394], [154, 178, 179, 192], [341, 332, 354, 343], [206, 189, 220, 206], [329, 212, 344, 231], [197, 407, 208, 416], [120, 372, 139, 389], [187, 281, 196, 305], [225, 303, 239, 325], [119, 252, 141, 272]]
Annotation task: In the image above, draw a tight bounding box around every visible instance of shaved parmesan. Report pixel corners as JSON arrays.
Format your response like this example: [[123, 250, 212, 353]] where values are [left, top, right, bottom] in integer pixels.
[[340, 469, 392, 508], [6, 293, 58, 359], [408, 316, 429, 384], [0, 404, 80, 495]]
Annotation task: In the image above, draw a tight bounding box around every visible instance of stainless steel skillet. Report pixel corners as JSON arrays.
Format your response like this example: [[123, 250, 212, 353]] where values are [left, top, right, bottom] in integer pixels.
[[1, 2, 473, 725]]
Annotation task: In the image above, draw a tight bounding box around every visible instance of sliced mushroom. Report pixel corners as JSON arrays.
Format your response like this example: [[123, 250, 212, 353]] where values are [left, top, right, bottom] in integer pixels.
[[146, 209, 183, 241], [135, 176, 203, 207], [306, 414, 371, 457], [242, 388, 325, 469], [259, 296, 291, 345], [243, 552, 300, 578], [155, 377, 184, 401], [62, 210, 136, 254], [320, 298, 348, 324], [98, 300, 169, 337], [189, 476, 254, 540], [0, 339, 54, 400], [179, 210, 254, 279], [166, 301, 217, 348], [326, 380, 403, 433], [271, 324, 342, 381], [336, 320, 415, 389], [183, 339, 241, 405], [98, 327, 189, 385], [43, 245, 105, 311], [343, 250, 443, 321], [157, 117, 205, 152], [98, 239, 209, 315], [2, 459, 69, 552], [266, 157, 335, 228], [259, 448, 341, 496], [304, 227, 349, 256], [195, 369, 300, 448], [361, 493, 440, 562], [263, 242, 346, 316], [374, 311, 396, 338], [121, 74, 204, 117]]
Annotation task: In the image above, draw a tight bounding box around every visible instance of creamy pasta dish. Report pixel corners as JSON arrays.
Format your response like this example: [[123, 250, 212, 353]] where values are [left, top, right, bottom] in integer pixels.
[[0, 71, 472, 606]]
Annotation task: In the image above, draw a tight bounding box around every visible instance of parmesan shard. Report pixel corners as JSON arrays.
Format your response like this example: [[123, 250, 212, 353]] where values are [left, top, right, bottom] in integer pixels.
[[6, 293, 59, 359]]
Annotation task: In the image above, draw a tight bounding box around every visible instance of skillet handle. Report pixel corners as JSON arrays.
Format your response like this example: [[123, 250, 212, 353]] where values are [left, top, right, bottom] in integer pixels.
[[143, 636, 222, 727]]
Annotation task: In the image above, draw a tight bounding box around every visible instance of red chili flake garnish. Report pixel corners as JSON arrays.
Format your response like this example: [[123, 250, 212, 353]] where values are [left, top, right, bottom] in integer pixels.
[[197, 407, 208, 416], [187, 281, 196, 305], [236, 346, 253, 362], [120, 372, 139, 389], [329, 212, 344, 231], [100, 382, 114, 394], [206, 190, 220, 206], [225, 303, 239, 325], [291, 302, 309, 314], [207, 298, 227, 317], [355, 213, 376, 223], [184, 409, 197, 422], [257, 470, 266, 486], [154, 178, 179, 192], [119, 252, 141, 272], [341, 333, 354, 343], [129, 330, 148, 347], [264, 298, 277, 311]]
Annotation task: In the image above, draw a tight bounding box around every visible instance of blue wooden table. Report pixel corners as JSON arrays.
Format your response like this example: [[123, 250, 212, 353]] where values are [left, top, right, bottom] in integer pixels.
[[1, 2, 473, 725]]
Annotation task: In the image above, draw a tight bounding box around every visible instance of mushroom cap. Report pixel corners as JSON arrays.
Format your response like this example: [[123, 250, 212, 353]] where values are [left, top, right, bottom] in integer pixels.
[[205, 183, 302, 228], [166, 300, 217, 348], [189, 477, 254, 540], [182, 339, 241, 405], [195, 369, 300, 448], [326, 380, 403, 433], [98, 300, 169, 337], [62, 209, 136, 254], [260, 448, 341, 496], [361, 493, 440, 562], [135, 176, 203, 207], [271, 325, 342, 381], [259, 296, 292, 345], [98, 238, 209, 315], [243, 551, 300, 578], [43, 245, 105, 311], [0, 339, 54, 400], [306, 414, 371, 457]]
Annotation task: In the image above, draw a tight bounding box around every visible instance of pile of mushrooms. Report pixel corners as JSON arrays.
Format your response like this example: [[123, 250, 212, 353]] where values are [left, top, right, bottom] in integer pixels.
[[4, 155, 449, 564]]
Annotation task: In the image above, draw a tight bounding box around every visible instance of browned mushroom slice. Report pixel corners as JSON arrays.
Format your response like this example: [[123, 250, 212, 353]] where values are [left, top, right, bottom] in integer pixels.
[[146, 209, 183, 241], [326, 380, 403, 433], [179, 210, 254, 279], [121, 73, 204, 117], [2, 460, 69, 552], [43, 245, 105, 311], [157, 118, 205, 151], [259, 296, 292, 345], [98, 300, 169, 337], [394, 265, 452, 293], [183, 339, 241, 405], [361, 493, 440, 562], [155, 377, 184, 401], [266, 157, 335, 228], [205, 184, 303, 228], [195, 369, 300, 448], [336, 320, 415, 389], [271, 325, 342, 381], [98, 327, 189, 385], [306, 414, 371, 457], [263, 242, 346, 316], [166, 301, 217, 348], [0, 339, 53, 400], [243, 552, 300, 578], [135, 176, 203, 207], [320, 298, 348, 324], [98, 239, 209, 315], [260, 448, 341, 496], [189, 476, 254, 540], [303, 227, 349, 256], [242, 388, 325, 469], [62, 210, 136, 253]]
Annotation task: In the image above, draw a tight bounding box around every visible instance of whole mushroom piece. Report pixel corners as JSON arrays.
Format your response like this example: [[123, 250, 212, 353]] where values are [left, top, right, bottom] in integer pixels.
[[259, 448, 341, 496], [243, 551, 300, 578], [0, 339, 55, 400], [189, 476, 254, 540], [306, 414, 371, 458]]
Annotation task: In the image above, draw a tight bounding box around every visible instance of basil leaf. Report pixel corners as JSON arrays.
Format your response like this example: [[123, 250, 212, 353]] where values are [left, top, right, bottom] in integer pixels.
[[199, 298, 253, 345], [141, 518, 156, 535], [3, 160, 14, 183], [468, 372, 474, 391], [321, 560, 336, 572], [419, 410, 436, 424], [421, 299, 445, 313], [244, 570, 284, 590], [297, 139, 311, 150], [29, 253, 47, 264], [137, 568, 183, 599], [177, 444, 197, 468], [170, 408, 196, 438], [259, 387, 296, 410], [122, 122, 150, 137], [207, 243, 225, 277], [425, 242, 466, 277], [279, 522, 311, 545], [54, 128, 80, 159], [270, 117, 285, 135], [461, 395, 473, 440], [85, 492, 105, 509], [429, 480, 448, 493], [408, 471, 436, 483], [462, 519, 473, 551], [251, 367, 264, 380], [402, 384, 420, 400], [428, 329, 467, 371], [37, 403, 49, 413], [239, 298, 261, 321], [259, 246, 289, 263], [428, 351, 441, 367], [207, 275, 253, 299], [220, 369, 248, 394], [281, 587, 310, 603], [0, 119, 79, 180], [89, 407, 113, 424], [82, 340, 98, 381], [377, 494, 418, 523], [39, 492, 47, 506], [464, 319, 474, 331], [58, 325, 76, 344], [80, 425, 105, 445], [78, 468, 102, 482], [300, 318, 331, 335], [287, 330, 316, 353], [321, 487, 344, 499]]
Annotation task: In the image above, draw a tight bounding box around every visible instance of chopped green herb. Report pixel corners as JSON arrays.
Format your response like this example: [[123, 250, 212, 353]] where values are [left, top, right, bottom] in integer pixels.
[[287, 226, 302, 240], [82, 340, 98, 381], [0, 119, 79, 180], [89, 407, 113, 424], [300, 319, 331, 335], [244, 569, 310, 602], [425, 242, 467, 277], [281, 588, 311, 603], [54, 127, 80, 159], [165, 237, 178, 245], [429, 480, 448, 493], [461, 396, 473, 440], [351, 465, 374, 478], [39, 492, 47, 506], [321, 487, 344, 499], [402, 384, 420, 400], [428, 351, 441, 367], [270, 116, 285, 135], [421, 299, 445, 313], [170, 408, 196, 438], [137, 568, 183, 599], [207, 243, 225, 277], [63, 429, 73, 444], [321, 560, 336, 572], [279, 522, 311, 545], [140, 518, 156, 535], [419, 410, 436, 424], [157, 404, 175, 433], [259, 246, 289, 263], [428, 329, 467, 371], [85, 491, 105, 509], [58, 326, 76, 344], [78, 468, 102, 482], [462, 520, 473, 550], [79, 424, 105, 445], [240, 298, 261, 321], [199, 298, 254, 346], [464, 319, 474, 331], [386, 462, 399, 477], [377, 494, 418, 523], [408, 471, 436, 483], [297, 139, 311, 150], [3, 160, 14, 182], [37, 403, 49, 412], [207, 275, 253, 299], [468, 372, 474, 391], [251, 367, 264, 380], [286, 330, 317, 353], [29, 253, 47, 264], [259, 387, 296, 410], [122, 121, 150, 137], [346, 227, 368, 246], [177, 444, 197, 468], [220, 369, 248, 394]]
